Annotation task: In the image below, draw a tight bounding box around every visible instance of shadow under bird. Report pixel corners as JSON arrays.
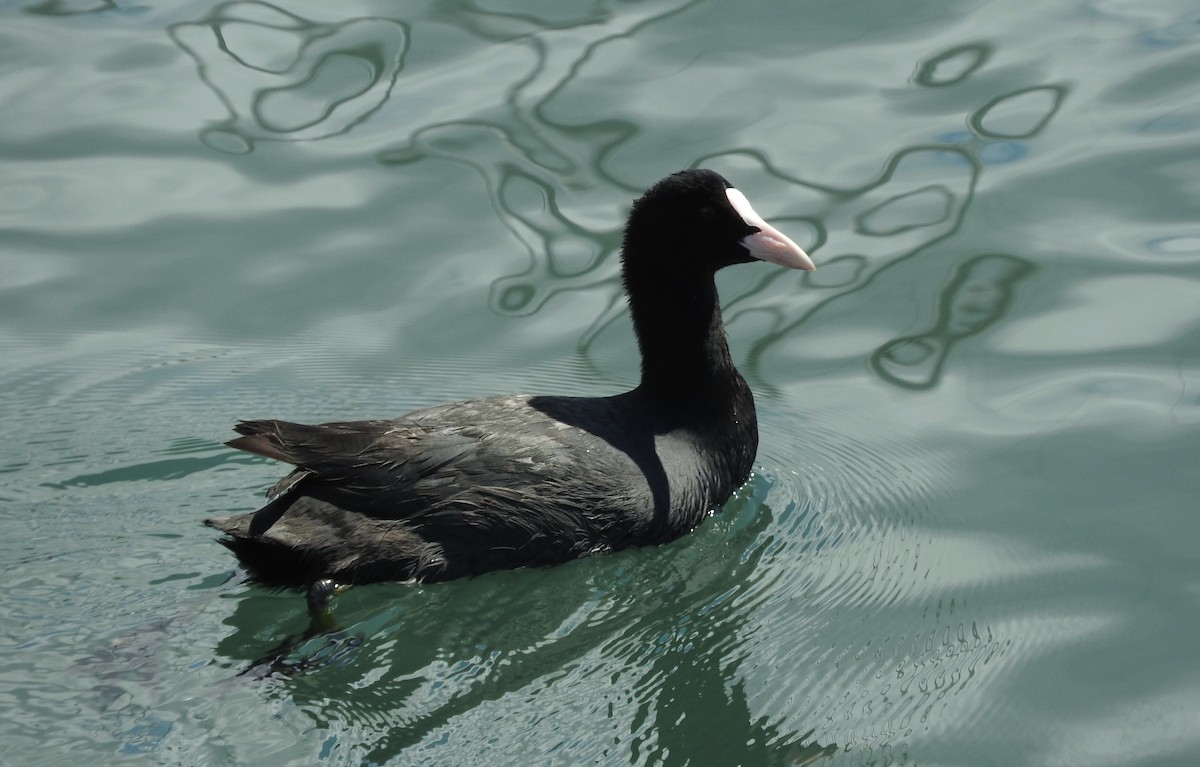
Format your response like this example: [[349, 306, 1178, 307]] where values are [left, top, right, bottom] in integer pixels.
[[207, 169, 814, 608]]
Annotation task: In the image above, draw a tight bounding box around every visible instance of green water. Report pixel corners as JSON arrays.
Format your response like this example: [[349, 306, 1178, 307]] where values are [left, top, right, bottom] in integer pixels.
[[3, 0, 1199, 765]]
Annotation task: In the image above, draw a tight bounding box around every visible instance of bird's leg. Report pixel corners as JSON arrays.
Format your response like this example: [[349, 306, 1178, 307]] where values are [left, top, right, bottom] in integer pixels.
[[239, 580, 355, 676], [305, 578, 347, 630]]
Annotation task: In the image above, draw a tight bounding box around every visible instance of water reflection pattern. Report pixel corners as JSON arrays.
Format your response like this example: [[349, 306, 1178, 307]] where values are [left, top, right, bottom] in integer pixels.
[[871, 255, 1035, 390], [25, 0, 115, 15], [168, 2, 1058, 396], [913, 42, 991, 87], [170, 1, 408, 154], [166, 1, 1068, 380]]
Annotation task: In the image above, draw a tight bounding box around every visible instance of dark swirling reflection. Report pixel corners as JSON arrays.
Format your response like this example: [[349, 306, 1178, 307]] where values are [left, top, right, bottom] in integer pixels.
[[166, 1, 1067, 389], [692, 73, 1062, 393], [692, 145, 981, 391], [381, 125, 625, 316], [170, 1, 408, 153], [488, 171, 619, 314], [913, 42, 993, 87], [871, 254, 1036, 390], [24, 0, 114, 15], [377, 0, 704, 319], [970, 84, 1069, 140]]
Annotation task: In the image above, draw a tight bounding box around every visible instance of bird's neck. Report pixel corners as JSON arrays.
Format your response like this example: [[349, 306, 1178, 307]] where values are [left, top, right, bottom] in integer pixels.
[[625, 268, 749, 426]]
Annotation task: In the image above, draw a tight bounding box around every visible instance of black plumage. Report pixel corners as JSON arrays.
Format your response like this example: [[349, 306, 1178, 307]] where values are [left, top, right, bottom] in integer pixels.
[[207, 169, 813, 592]]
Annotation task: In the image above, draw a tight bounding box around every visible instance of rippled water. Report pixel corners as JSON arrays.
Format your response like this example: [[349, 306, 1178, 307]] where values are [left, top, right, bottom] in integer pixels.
[[3, 0, 1199, 765]]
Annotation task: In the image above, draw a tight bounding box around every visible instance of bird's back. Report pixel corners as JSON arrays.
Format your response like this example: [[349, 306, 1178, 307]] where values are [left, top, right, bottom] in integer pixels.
[[207, 391, 734, 586]]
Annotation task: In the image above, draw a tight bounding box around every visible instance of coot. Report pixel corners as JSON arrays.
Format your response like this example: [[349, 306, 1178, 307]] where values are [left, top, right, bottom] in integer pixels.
[[207, 169, 813, 602]]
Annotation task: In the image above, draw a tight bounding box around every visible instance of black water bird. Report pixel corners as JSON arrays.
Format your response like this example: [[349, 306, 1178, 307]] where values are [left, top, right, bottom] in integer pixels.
[[207, 169, 814, 604]]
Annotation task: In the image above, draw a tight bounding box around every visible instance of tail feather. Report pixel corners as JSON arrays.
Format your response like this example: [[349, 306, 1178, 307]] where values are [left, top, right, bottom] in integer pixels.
[[226, 420, 297, 464], [225, 419, 388, 467], [205, 514, 327, 589], [204, 512, 437, 588], [215, 533, 317, 589]]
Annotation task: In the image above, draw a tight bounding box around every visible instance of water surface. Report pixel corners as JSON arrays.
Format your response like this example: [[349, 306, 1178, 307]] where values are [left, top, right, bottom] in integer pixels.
[[3, 0, 1199, 765]]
